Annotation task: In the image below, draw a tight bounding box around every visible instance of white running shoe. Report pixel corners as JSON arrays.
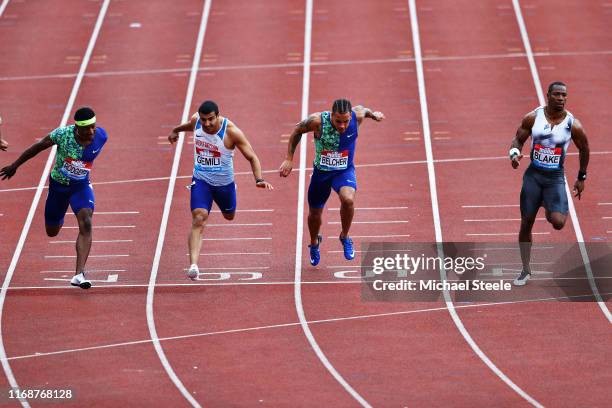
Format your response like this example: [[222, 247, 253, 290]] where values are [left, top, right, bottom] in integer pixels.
[[187, 264, 199, 280], [70, 272, 92, 289], [513, 270, 531, 286]]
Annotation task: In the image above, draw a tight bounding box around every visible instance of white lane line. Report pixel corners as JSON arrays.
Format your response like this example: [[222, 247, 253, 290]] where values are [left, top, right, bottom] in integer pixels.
[[44, 275, 118, 283], [0, 0, 9, 18], [327, 234, 411, 239], [4, 49, 612, 83], [467, 246, 554, 251], [201, 237, 271, 241], [466, 232, 550, 236], [206, 223, 272, 227], [40, 269, 126, 274], [512, 0, 611, 323], [327, 220, 409, 225], [328, 206, 408, 210], [62, 225, 135, 229], [408, 1, 542, 406], [327, 266, 367, 269], [50, 240, 133, 244], [3, 150, 611, 194], [6, 279, 612, 290], [94, 211, 140, 215], [182, 266, 270, 271], [0, 2, 111, 407], [462, 204, 520, 208], [200, 252, 271, 256], [147, 1, 210, 407], [44, 254, 129, 259], [598, 203, 612, 206], [464, 218, 546, 222], [602, 217, 612, 220], [488, 262, 553, 266], [293, 1, 370, 406], [4, 291, 608, 363], [327, 249, 411, 254], [210, 209, 274, 213]]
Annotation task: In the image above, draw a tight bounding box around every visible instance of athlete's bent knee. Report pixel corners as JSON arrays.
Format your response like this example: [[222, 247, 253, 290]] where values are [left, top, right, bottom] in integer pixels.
[[552, 220, 566, 230], [79, 217, 92, 234], [340, 195, 354, 208], [192, 210, 209, 228], [77, 210, 93, 234], [520, 216, 536, 231], [548, 213, 566, 230], [222, 212, 235, 221], [45, 225, 61, 237], [309, 208, 323, 219]]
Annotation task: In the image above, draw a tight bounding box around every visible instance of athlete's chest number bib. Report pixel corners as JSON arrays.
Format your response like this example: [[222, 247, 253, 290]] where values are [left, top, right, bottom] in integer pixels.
[[320, 149, 349, 171], [532, 144, 562, 169], [195, 147, 222, 172], [60, 158, 92, 180]]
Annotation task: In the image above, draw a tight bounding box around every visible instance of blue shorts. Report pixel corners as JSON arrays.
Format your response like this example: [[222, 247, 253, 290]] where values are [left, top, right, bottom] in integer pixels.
[[520, 165, 568, 217], [308, 166, 357, 209], [190, 177, 236, 214], [45, 178, 95, 226]]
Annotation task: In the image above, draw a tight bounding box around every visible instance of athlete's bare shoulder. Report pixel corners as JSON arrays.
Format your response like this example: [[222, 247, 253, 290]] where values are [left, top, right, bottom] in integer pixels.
[[225, 118, 245, 139], [570, 116, 583, 129], [295, 113, 321, 134], [520, 110, 537, 129], [570, 117, 587, 138]]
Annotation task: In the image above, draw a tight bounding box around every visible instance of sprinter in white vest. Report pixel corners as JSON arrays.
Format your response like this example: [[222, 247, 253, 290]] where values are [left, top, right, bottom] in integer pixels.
[[169, 101, 273, 279], [509, 82, 590, 286]]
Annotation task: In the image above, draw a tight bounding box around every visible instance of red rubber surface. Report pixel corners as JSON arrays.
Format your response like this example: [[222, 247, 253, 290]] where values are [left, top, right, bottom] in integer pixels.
[[0, 0, 610, 406]]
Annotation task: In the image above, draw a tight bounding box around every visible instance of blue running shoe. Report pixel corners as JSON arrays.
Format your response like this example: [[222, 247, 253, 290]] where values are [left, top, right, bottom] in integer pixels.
[[308, 235, 322, 266], [339, 235, 355, 260]]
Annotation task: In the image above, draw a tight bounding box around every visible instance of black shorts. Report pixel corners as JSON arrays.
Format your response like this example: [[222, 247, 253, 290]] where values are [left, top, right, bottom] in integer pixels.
[[520, 165, 568, 217]]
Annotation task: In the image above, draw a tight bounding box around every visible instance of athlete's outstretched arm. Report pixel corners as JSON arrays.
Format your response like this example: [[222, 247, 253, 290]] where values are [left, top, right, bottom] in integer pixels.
[[352, 105, 385, 125], [509, 112, 535, 169], [279, 113, 321, 177], [571, 118, 590, 199], [168, 113, 198, 144], [0, 135, 54, 180], [229, 124, 273, 190]]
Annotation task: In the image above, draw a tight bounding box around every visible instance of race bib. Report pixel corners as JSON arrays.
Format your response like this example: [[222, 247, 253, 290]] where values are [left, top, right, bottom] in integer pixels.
[[532, 144, 562, 169], [59, 158, 92, 180], [195, 146, 222, 172], [319, 149, 349, 171]]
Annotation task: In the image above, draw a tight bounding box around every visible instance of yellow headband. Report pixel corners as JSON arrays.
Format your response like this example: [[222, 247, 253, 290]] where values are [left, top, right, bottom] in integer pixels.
[[75, 116, 96, 127]]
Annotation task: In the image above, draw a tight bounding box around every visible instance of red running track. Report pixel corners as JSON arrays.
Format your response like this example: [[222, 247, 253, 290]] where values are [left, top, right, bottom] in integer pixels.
[[0, 0, 610, 407]]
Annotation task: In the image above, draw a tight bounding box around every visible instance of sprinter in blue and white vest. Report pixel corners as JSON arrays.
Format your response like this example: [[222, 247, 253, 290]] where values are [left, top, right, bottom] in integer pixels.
[[169, 101, 273, 280]]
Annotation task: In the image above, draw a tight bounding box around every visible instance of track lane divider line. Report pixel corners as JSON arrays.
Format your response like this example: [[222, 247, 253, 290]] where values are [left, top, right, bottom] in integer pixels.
[[0, 0, 9, 17], [408, 1, 543, 406], [0, 1, 112, 407], [292, 0, 371, 407], [146, 1, 212, 407]]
